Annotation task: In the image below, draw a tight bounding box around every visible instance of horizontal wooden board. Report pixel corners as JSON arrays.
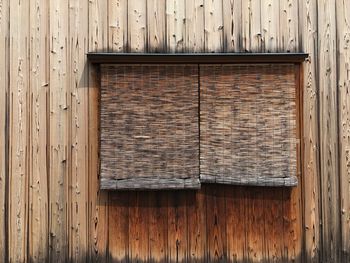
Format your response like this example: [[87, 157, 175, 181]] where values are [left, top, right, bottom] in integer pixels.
[[87, 53, 308, 64]]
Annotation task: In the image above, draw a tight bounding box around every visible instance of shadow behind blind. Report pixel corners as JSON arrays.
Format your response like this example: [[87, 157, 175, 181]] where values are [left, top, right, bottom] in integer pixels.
[[100, 65, 200, 190], [200, 64, 298, 186]]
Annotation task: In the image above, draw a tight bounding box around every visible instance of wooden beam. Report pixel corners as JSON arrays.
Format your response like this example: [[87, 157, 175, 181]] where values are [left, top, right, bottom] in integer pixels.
[[87, 52, 308, 64]]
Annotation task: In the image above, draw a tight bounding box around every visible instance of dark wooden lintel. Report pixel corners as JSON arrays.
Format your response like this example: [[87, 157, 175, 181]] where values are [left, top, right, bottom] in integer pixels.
[[87, 52, 308, 64]]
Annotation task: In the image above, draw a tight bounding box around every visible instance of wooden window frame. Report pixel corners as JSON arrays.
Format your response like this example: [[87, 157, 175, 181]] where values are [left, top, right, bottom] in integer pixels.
[[88, 53, 307, 188]]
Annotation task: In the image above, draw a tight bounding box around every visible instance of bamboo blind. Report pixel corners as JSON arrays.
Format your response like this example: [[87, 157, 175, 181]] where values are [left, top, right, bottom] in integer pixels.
[[200, 64, 298, 186], [100, 65, 200, 190], [100, 63, 298, 189]]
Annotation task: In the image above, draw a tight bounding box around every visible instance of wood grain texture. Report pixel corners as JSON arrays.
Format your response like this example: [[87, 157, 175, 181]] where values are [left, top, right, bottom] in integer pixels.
[[28, 0, 49, 261], [279, 0, 299, 52], [167, 191, 187, 262], [337, 0, 350, 261], [109, 0, 128, 52], [318, 0, 341, 261], [2, 0, 350, 262], [128, 0, 147, 52], [204, 0, 223, 52], [166, 0, 185, 52], [109, 192, 129, 262], [300, 0, 320, 261], [187, 188, 207, 262], [129, 192, 149, 262], [225, 186, 247, 262], [261, 0, 279, 52], [88, 0, 109, 261], [69, 0, 89, 261], [264, 188, 284, 262], [0, 0, 9, 261], [148, 191, 168, 262], [206, 185, 227, 262], [222, 0, 241, 52], [9, 0, 30, 261], [185, 0, 204, 52], [147, 0, 166, 52], [49, 0, 69, 261], [250, 0, 262, 51]]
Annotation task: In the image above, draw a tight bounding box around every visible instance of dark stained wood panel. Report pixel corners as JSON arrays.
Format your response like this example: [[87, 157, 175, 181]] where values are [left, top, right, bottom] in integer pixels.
[[108, 185, 302, 262], [200, 64, 298, 187], [100, 65, 200, 190]]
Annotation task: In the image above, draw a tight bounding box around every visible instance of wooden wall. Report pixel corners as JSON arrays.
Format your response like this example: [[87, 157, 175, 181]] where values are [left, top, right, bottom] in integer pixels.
[[0, 0, 349, 262]]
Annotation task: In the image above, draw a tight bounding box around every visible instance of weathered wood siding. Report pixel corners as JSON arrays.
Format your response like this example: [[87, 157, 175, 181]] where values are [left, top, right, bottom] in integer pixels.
[[0, 0, 348, 262]]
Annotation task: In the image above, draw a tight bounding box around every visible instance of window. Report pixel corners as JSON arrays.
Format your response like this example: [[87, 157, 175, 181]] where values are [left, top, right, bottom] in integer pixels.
[[89, 53, 306, 190]]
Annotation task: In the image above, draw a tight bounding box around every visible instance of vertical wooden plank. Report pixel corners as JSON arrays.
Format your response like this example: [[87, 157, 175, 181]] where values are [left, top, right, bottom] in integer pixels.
[[185, 0, 204, 52], [282, 189, 303, 262], [69, 0, 89, 262], [282, 66, 303, 263], [29, 0, 49, 261], [241, 0, 262, 52], [89, 0, 108, 52], [166, 0, 185, 52], [147, 0, 166, 52], [49, 0, 69, 261], [88, 0, 108, 261], [246, 188, 265, 262], [241, 0, 251, 51], [250, 0, 262, 51], [129, 192, 149, 262], [187, 188, 207, 262], [261, 0, 279, 52], [264, 188, 284, 262], [9, 0, 30, 261], [109, 0, 127, 52], [318, 0, 340, 261], [0, 0, 9, 261], [204, 0, 223, 52], [109, 193, 129, 263], [299, 0, 320, 262], [337, 0, 350, 261], [222, 0, 241, 52], [206, 185, 227, 262], [225, 187, 247, 263], [168, 191, 187, 262], [279, 0, 299, 51], [148, 192, 168, 262], [128, 0, 147, 52]]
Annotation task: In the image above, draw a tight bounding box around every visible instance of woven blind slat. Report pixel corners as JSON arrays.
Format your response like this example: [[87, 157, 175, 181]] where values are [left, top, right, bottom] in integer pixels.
[[200, 64, 298, 187], [100, 64, 200, 190]]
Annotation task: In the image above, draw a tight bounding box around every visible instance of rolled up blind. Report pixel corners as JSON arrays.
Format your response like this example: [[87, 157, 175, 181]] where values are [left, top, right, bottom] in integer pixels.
[[200, 64, 298, 186], [100, 65, 200, 190]]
